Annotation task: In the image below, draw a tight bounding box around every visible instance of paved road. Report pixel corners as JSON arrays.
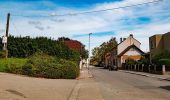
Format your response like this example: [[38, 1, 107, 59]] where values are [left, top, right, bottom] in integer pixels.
[[92, 67, 170, 100]]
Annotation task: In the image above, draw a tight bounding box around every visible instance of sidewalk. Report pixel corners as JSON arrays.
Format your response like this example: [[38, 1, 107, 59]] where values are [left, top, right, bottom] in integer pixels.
[[120, 70, 170, 81], [69, 67, 104, 100], [0, 72, 77, 100], [0, 67, 103, 100], [77, 67, 93, 79]]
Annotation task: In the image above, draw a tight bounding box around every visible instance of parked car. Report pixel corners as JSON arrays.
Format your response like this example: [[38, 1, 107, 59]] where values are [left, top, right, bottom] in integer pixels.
[[109, 65, 118, 71]]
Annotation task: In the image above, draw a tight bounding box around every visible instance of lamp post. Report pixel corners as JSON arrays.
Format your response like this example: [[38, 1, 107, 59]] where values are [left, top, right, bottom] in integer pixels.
[[88, 33, 92, 71]]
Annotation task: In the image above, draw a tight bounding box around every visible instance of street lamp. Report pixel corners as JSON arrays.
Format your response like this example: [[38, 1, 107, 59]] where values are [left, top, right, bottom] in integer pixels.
[[88, 33, 92, 71]]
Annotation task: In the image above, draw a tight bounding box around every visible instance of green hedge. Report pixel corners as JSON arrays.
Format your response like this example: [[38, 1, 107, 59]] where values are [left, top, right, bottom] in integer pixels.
[[0, 58, 27, 72], [158, 59, 170, 67], [126, 58, 137, 65], [21, 52, 80, 79], [3, 52, 80, 79], [0, 51, 6, 58]]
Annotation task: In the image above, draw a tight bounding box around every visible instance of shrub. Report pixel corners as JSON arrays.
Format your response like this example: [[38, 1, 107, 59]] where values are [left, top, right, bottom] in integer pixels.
[[158, 59, 170, 67], [138, 57, 150, 65], [126, 58, 137, 65], [0, 51, 6, 58], [152, 50, 170, 63], [22, 63, 35, 76], [21, 52, 80, 79], [2, 58, 27, 73], [5, 63, 22, 74]]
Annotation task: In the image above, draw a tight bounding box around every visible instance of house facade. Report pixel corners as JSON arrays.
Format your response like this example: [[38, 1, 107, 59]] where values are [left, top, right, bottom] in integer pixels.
[[149, 32, 170, 59], [105, 34, 144, 69], [117, 34, 144, 68]]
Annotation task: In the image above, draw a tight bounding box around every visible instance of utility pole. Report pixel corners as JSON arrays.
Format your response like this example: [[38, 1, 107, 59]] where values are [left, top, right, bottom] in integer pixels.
[[88, 33, 92, 71], [3, 13, 10, 58]]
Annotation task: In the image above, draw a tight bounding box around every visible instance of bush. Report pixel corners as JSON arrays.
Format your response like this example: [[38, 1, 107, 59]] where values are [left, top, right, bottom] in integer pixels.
[[126, 58, 137, 65], [1, 58, 27, 73], [0, 51, 6, 58], [138, 57, 150, 65], [22, 63, 35, 76], [5, 63, 22, 74], [158, 59, 170, 67], [21, 52, 80, 79], [152, 50, 170, 64]]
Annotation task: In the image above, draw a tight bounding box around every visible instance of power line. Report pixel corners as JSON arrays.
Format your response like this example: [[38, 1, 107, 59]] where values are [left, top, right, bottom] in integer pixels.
[[11, 18, 21, 35], [11, 0, 163, 18]]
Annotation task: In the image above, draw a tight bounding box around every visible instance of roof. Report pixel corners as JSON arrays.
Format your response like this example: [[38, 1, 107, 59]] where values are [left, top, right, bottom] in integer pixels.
[[118, 35, 141, 46], [117, 45, 145, 57]]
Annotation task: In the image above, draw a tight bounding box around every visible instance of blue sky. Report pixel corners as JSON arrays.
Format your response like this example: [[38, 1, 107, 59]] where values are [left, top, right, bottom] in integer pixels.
[[1, 0, 170, 55]]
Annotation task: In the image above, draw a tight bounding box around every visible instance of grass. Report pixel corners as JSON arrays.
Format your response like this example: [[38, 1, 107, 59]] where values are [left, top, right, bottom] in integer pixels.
[[0, 58, 27, 72]]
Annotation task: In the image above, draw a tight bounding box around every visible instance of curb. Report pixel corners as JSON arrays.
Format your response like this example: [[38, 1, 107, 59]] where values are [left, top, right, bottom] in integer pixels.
[[119, 70, 170, 81], [76, 70, 94, 80]]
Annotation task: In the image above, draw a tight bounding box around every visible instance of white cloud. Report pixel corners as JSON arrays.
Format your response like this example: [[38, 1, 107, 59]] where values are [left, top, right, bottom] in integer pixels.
[[0, 0, 170, 55]]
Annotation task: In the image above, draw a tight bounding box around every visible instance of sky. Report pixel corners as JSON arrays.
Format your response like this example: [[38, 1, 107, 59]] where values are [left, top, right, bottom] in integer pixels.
[[0, 0, 170, 55]]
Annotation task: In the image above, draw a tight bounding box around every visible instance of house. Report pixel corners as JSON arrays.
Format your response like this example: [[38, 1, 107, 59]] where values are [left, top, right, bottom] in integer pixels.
[[105, 34, 144, 69], [117, 34, 144, 68], [149, 32, 170, 59]]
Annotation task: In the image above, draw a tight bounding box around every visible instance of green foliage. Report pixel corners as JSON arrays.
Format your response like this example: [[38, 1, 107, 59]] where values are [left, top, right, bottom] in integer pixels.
[[4, 36, 80, 60], [91, 37, 117, 66], [22, 63, 35, 76], [158, 59, 170, 67], [0, 36, 82, 79], [21, 52, 79, 79], [0, 58, 27, 72], [138, 57, 149, 65], [81, 49, 88, 59], [126, 58, 137, 65], [152, 50, 170, 65], [0, 51, 6, 58]]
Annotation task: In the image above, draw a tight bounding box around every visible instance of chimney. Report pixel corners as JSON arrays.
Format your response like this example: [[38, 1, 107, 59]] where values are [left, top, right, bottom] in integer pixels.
[[120, 38, 123, 43], [130, 34, 133, 38]]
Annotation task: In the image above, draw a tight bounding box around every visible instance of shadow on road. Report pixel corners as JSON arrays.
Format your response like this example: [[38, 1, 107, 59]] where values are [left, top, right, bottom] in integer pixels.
[[159, 86, 170, 91]]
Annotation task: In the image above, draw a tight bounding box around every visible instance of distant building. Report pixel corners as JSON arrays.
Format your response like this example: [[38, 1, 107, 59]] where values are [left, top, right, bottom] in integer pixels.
[[149, 32, 170, 59], [105, 34, 144, 69], [117, 34, 144, 68]]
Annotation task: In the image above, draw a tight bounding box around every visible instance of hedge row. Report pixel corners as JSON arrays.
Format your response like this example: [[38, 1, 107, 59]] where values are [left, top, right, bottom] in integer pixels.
[[5, 52, 80, 79]]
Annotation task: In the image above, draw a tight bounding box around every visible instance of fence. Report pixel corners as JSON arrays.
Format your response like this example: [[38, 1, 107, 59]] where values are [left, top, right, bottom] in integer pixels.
[[122, 63, 170, 75]]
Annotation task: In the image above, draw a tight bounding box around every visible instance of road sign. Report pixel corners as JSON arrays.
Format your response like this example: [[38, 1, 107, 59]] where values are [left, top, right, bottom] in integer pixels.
[[2, 36, 7, 43]]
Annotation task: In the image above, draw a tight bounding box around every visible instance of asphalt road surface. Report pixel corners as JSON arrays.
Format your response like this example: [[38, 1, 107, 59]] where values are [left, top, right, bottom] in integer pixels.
[[92, 67, 170, 100]]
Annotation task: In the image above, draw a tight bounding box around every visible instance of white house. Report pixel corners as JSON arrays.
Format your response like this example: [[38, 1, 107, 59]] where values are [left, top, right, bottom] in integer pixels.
[[105, 34, 144, 69], [117, 34, 144, 68]]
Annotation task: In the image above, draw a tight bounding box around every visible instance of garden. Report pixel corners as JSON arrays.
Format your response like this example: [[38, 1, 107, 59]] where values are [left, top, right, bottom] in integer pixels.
[[0, 36, 87, 79]]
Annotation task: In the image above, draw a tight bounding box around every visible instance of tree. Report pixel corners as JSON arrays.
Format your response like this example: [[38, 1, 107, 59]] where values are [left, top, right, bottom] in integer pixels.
[[91, 37, 117, 66], [0, 36, 79, 60], [152, 50, 170, 64]]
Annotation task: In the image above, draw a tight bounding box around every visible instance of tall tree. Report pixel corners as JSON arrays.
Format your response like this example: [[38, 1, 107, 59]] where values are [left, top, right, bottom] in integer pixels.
[[91, 37, 117, 66]]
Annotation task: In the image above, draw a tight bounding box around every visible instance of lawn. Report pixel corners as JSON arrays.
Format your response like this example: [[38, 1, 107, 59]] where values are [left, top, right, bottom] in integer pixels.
[[0, 58, 28, 72]]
